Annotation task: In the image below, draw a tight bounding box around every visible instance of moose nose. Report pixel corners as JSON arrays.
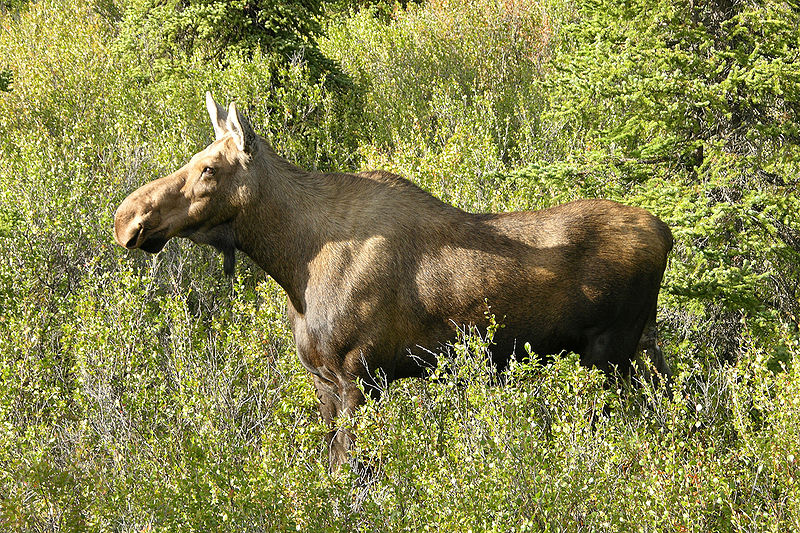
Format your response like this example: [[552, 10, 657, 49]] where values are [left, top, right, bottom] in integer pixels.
[[114, 200, 146, 249], [124, 225, 143, 249]]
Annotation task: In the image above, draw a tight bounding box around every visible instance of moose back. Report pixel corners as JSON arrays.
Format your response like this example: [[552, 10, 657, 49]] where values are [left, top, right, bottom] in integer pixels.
[[114, 93, 673, 469]]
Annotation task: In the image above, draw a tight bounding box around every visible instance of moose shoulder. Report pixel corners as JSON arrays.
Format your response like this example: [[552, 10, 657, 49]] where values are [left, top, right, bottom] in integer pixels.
[[114, 93, 673, 469]]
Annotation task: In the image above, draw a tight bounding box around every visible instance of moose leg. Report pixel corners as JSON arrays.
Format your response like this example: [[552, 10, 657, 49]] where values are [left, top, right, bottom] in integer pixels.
[[636, 313, 672, 388], [311, 373, 368, 471], [582, 326, 644, 377], [332, 381, 368, 470], [309, 345, 388, 472], [311, 374, 341, 460]]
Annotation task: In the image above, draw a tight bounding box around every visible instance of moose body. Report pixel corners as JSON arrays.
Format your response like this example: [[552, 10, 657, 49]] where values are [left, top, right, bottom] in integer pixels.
[[114, 94, 673, 468]]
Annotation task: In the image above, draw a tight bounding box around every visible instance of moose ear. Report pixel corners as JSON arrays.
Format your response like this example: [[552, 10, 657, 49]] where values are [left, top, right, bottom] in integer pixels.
[[226, 102, 256, 154], [205, 91, 228, 140]]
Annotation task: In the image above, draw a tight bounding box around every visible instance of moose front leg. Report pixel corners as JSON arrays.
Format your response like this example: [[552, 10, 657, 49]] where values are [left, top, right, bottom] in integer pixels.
[[333, 381, 368, 470], [310, 374, 342, 469], [311, 374, 367, 471]]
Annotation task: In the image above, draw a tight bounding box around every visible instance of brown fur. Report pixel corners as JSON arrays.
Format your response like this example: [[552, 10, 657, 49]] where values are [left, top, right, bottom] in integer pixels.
[[114, 94, 673, 469]]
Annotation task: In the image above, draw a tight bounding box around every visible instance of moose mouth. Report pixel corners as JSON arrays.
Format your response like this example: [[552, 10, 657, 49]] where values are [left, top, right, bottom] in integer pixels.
[[140, 235, 168, 253], [124, 225, 169, 253]]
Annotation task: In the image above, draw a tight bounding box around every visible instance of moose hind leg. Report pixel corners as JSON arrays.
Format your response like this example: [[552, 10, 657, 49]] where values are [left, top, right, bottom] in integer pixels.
[[636, 315, 672, 381], [581, 327, 641, 375]]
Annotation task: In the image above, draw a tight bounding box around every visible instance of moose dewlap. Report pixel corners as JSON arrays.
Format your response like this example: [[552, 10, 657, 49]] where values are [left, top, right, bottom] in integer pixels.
[[114, 93, 673, 469]]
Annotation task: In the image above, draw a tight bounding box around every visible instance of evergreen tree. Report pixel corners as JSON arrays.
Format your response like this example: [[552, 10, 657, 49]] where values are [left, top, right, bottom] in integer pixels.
[[546, 0, 800, 360], [118, 0, 347, 85]]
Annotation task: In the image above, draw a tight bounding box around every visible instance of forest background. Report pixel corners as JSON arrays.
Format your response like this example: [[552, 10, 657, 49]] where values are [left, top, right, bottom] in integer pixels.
[[1, 0, 799, 530]]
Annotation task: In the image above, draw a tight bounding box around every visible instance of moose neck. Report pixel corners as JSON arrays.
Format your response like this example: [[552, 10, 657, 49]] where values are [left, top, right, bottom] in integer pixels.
[[232, 141, 332, 314]]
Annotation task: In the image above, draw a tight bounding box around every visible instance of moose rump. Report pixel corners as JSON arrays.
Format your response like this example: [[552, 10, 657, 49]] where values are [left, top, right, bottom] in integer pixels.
[[114, 93, 673, 470]]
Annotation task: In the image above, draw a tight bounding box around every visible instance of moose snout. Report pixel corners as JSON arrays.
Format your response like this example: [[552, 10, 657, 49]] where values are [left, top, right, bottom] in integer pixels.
[[114, 190, 156, 250], [114, 207, 168, 253], [113, 208, 145, 249], [113, 172, 189, 251]]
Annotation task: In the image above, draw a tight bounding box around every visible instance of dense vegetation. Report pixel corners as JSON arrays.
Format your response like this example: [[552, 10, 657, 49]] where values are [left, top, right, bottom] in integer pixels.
[[1, 0, 799, 530]]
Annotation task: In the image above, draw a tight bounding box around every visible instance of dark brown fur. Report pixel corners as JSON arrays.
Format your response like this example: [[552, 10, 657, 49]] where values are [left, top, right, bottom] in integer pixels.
[[114, 94, 673, 469]]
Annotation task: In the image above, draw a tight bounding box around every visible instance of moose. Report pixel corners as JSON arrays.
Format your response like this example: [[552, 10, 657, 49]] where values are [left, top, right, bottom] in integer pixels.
[[114, 93, 673, 469]]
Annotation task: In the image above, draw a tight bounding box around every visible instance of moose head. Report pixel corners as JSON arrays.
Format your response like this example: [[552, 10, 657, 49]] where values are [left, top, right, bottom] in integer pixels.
[[114, 93, 260, 274]]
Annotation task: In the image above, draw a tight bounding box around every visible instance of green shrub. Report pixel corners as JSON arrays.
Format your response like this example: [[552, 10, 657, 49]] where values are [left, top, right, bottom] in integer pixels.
[[321, 0, 564, 200], [343, 320, 800, 531], [2, 0, 800, 530], [538, 0, 800, 364]]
